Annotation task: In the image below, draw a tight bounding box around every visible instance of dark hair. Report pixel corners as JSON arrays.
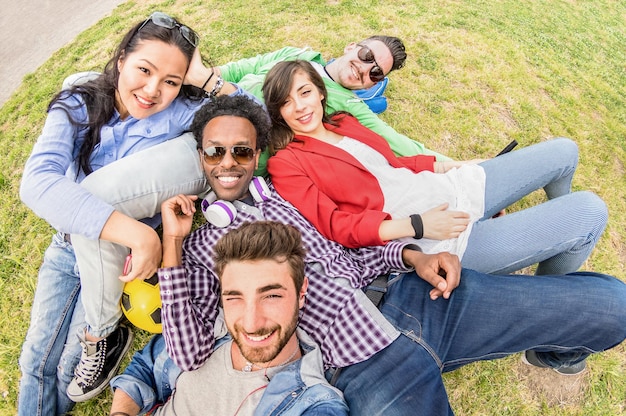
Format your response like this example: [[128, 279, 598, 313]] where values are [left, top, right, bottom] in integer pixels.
[[190, 95, 271, 151], [213, 221, 306, 292], [363, 35, 407, 71], [50, 13, 200, 176], [262, 60, 336, 155]]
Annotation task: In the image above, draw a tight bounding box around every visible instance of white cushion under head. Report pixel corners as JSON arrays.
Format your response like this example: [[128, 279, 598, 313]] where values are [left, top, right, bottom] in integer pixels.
[[62, 71, 101, 89]]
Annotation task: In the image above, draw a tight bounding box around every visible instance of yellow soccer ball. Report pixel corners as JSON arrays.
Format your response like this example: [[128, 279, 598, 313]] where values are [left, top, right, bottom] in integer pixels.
[[120, 274, 162, 333]]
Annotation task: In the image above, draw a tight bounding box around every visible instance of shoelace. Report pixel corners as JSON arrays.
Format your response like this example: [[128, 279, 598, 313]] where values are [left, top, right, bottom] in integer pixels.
[[73, 339, 107, 387]]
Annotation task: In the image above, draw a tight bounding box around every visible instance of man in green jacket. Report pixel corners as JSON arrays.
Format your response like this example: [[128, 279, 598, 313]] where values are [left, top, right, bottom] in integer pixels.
[[217, 36, 450, 174]]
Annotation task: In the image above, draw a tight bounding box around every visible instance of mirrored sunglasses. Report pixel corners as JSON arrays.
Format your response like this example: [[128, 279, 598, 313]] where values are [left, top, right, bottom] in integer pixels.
[[202, 146, 256, 165], [357, 44, 385, 83], [139, 12, 199, 48]]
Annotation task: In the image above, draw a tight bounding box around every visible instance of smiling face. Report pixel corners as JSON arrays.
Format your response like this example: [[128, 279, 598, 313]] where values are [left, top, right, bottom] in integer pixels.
[[115, 39, 189, 120], [279, 70, 327, 138], [221, 259, 307, 366], [199, 115, 260, 202], [326, 40, 394, 89]]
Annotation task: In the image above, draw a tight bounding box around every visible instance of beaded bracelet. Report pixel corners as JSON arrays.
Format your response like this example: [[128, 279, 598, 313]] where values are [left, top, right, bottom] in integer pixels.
[[209, 76, 224, 97]]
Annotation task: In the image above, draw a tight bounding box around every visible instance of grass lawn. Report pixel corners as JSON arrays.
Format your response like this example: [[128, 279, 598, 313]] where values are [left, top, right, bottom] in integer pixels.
[[0, 0, 624, 414]]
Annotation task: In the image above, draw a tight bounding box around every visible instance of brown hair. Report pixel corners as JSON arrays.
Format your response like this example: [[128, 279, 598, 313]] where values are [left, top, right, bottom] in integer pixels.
[[262, 60, 335, 155], [213, 221, 306, 292], [363, 35, 407, 71]]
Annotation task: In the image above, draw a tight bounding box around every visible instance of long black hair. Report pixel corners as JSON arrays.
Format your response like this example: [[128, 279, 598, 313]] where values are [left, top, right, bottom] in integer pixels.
[[50, 14, 201, 176]]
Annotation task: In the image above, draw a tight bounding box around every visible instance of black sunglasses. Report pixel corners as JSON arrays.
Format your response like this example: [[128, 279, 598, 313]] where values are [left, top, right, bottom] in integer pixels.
[[138, 12, 199, 48], [356, 44, 385, 83], [201, 146, 256, 165]]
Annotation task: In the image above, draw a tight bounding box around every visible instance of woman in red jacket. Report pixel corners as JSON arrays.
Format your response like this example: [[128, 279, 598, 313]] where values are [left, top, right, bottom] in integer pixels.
[[263, 60, 607, 277]]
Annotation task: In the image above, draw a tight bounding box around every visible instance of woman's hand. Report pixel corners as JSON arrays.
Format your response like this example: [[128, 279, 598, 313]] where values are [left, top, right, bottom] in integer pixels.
[[434, 159, 487, 173], [119, 227, 162, 283], [184, 48, 235, 95], [184, 48, 213, 87], [421, 203, 470, 240], [99, 211, 162, 283]]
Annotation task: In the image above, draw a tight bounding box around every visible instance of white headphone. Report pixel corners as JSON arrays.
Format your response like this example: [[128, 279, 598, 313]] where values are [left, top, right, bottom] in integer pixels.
[[201, 177, 271, 227]]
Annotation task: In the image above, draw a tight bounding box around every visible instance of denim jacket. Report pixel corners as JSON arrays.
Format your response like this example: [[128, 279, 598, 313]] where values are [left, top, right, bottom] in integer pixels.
[[111, 327, 348, 415]]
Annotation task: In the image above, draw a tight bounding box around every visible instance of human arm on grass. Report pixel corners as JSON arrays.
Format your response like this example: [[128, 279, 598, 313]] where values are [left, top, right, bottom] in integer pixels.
[[184, 48, 237, 96], [110, 391, 140, 416], [219, 46, 324, 86], [19, 98, 114, 240], [323, 81, 452, 160]]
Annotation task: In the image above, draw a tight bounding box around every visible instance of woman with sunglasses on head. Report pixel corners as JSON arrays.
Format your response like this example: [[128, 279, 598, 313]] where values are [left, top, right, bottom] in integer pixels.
[[18, 12, 253, 415], [263, 60, 607, 288]]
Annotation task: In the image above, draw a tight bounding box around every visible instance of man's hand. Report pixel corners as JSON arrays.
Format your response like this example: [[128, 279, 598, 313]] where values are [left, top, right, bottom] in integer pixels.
[[160, 194, 198, 268], [401, 248, 461, 300], [421, 203, 470, 240], [161, 194, 198, 239]]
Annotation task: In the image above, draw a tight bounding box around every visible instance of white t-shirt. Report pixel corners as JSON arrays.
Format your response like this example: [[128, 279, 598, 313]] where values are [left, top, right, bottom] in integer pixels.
[[335, 137, 486, 258], [155, 340, 285, 416]]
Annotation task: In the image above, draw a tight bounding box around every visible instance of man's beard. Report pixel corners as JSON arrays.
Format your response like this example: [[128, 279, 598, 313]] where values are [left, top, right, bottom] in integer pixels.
[[232, 303, 299, 365]]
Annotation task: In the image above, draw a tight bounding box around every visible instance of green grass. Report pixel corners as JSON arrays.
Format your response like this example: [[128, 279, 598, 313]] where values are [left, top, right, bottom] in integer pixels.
[[1, 0, 624, 414]]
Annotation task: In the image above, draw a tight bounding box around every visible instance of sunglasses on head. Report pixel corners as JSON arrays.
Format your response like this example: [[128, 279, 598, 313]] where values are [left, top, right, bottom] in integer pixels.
[[201, 146, 256, 165], [356, 44, 385, 83], [139, 12, 199, 48]]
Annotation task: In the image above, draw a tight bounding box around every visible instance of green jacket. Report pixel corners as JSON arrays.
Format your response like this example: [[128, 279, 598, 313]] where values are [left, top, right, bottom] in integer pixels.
[[219, 47, 450, 175]]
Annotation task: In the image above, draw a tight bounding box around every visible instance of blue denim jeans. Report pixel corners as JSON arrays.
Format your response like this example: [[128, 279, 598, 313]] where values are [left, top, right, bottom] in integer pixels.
[[333, 269, 626, 415], [18, 233, 85, 415], [463, 138, 607, 274]]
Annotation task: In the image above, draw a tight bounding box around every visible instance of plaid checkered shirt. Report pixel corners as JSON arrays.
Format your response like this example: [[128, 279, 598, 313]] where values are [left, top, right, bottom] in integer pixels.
[[159, 182, 412, 371]]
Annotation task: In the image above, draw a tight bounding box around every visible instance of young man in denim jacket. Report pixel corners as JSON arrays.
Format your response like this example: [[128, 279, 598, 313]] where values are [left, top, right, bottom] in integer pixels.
[[109, 222, 347, 416]]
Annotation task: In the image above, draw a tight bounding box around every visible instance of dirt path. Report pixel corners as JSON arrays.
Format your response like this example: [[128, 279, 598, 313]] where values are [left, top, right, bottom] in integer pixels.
[[0, 0, 123, 107]]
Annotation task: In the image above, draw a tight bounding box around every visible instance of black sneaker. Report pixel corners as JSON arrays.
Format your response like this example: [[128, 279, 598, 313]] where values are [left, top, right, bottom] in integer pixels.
[[66, 325, 133, 402], [522, 350, 587, 376]]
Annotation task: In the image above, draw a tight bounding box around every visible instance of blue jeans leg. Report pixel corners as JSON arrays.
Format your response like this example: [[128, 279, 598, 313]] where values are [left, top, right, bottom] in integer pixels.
[[18, 233, 86, 415], [463, 138, 607, 274], [384, 270, 626, 373], [333, 335, 453, 416], [462, 191, 607, 274], [480, 137, 578, 216], [335, 270, 626, 415]]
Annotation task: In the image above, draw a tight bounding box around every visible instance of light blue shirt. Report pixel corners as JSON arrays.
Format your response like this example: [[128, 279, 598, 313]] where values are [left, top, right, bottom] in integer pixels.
[[20, 86, 248, 240]]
